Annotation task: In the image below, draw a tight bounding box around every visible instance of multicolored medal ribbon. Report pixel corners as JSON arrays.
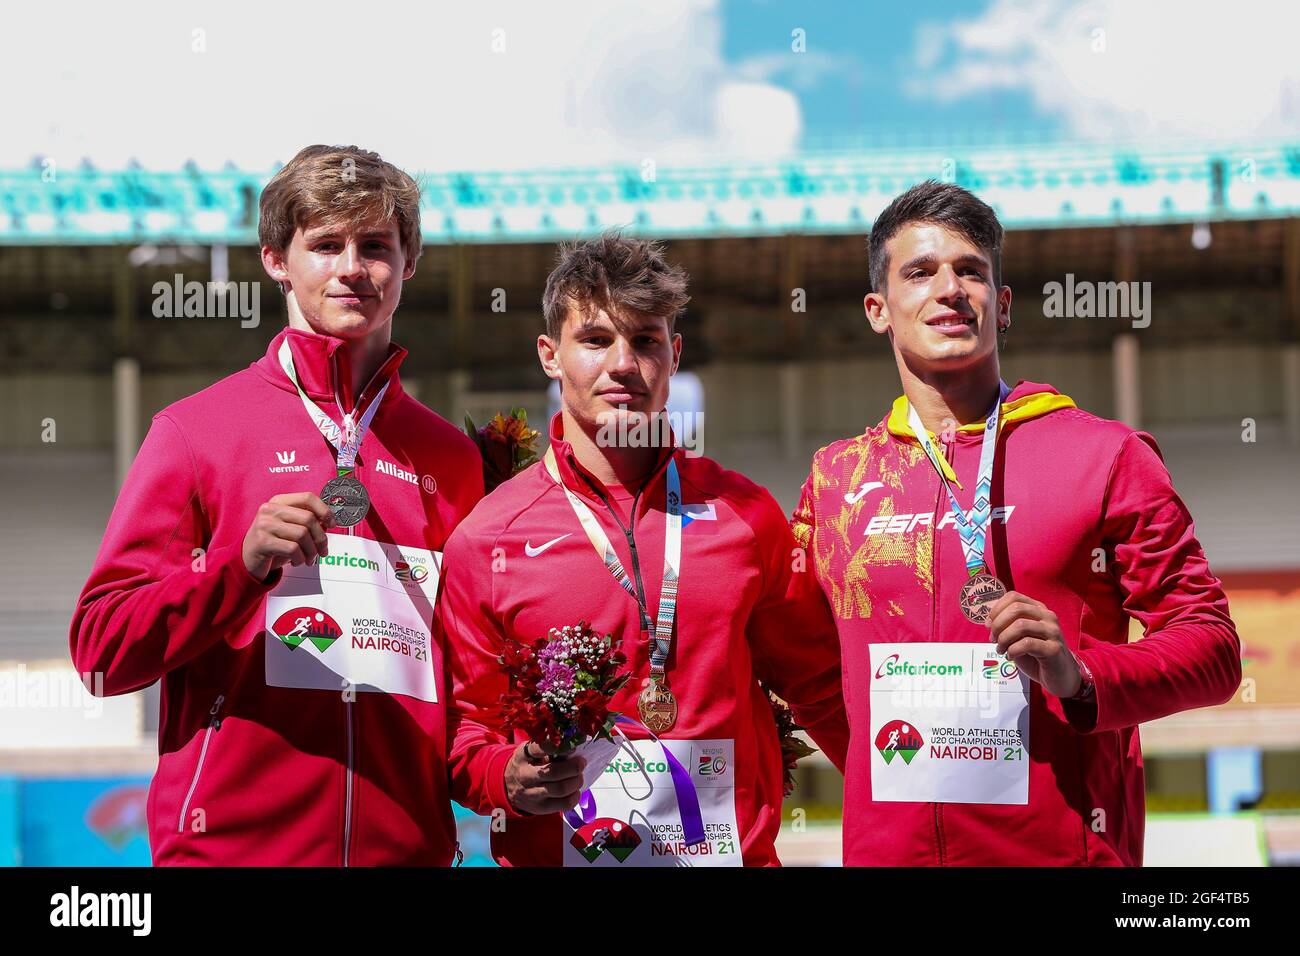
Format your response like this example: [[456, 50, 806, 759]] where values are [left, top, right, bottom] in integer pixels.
[[905, 381, 1011, 624], [278, 339, 390, 528], [543, 445, 682, 732], [563, 715, 706, 849]]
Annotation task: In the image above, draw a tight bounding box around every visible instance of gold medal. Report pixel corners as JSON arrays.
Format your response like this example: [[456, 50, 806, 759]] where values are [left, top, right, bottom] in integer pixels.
[[638, 681, 678, 733], [959, 572, 1006, 624]]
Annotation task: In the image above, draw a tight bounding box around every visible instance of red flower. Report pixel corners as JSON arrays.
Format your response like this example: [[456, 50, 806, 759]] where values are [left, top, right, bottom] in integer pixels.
[[498, 641, 532, 672], [496, 621, 630, 755], [573, 689, 609, 738]]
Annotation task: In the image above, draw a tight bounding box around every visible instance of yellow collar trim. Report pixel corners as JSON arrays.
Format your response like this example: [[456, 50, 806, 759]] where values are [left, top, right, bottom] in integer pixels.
[[885, 390, 1077, 485]]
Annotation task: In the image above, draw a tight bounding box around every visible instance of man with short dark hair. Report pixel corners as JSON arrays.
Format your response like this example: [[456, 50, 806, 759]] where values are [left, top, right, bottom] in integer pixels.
[[793, 180, 1241, 866], [71, 145, 484, 865], [441, 233, 849, 866]]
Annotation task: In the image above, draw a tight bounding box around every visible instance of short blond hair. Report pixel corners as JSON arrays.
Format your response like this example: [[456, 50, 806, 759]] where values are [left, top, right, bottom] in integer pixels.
[[258, 145, 423, 265]]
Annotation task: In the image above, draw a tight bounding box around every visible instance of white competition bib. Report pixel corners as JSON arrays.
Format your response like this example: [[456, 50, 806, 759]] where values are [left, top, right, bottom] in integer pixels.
[[868, 643, 1029, 805], [562, 738, 741, 867], [264, 535, 441, 702]]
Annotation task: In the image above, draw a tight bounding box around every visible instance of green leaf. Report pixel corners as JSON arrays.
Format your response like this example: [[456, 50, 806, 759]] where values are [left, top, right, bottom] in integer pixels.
[[787, 738, 817, 760]]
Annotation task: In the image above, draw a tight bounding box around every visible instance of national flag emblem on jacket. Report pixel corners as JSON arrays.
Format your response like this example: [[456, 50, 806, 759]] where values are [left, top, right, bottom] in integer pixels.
[[681, 501, 718, 533]]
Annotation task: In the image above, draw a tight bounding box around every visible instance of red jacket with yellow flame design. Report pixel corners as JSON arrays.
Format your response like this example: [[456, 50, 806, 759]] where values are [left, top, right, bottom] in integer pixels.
[[792, 380, 1240, 866]]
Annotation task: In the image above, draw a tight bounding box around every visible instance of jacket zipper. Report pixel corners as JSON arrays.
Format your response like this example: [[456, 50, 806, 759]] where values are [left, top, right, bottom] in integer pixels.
[[344, 697, 354, 866], [331, 349, 377, 868], [623, 489, 649, 611], [178, 693, 225, 833], [580, 476, 651, 624], [930, 436, 958, 866], [343, 521, 356, 867]]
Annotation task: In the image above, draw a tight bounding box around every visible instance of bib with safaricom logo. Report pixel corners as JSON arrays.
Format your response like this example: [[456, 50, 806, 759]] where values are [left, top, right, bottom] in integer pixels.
[[562, 738, 742, 867], [868, 643, 1029, 804], [263, 535, 440, 702]]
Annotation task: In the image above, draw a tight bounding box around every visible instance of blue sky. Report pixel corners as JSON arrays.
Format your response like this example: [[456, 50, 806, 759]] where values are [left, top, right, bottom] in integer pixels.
[[721, 0, 1062, 146]]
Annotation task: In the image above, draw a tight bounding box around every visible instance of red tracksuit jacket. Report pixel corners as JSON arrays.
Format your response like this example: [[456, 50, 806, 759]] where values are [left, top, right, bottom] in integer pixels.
[[440, 413, 849, 866], [792, 380, 1241, 866], [70, 328, 483, 865]]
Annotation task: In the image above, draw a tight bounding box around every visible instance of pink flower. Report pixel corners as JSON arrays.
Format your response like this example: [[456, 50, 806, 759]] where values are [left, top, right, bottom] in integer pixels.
[[538, 661, 576, 695]]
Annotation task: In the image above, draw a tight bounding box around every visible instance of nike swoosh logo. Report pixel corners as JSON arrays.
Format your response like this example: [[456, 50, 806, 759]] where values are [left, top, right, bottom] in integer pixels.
[[524, 533, 572, 557], [844, 481, 884, 505]]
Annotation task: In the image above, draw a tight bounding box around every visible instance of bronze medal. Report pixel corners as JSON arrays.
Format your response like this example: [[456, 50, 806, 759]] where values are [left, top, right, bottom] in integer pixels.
[[638, 681, 678, 733], [959, 572, 1006, 624]]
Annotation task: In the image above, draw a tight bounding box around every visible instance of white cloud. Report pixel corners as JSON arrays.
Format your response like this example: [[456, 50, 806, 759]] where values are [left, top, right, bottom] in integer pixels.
[[714, 82, 802, 155], [2, 0, 802, 172], [910, 0, 1300, 141], [733, 49, 853, 93]]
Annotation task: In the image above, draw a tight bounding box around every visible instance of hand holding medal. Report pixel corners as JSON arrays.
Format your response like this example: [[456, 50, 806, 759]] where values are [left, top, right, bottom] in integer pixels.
[[985, 590, 1083, 699], [241, 492, 335, 581]]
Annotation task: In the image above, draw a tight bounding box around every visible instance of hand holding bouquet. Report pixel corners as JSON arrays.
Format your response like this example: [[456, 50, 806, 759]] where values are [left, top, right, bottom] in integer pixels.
[[498, 622, 631, 815]]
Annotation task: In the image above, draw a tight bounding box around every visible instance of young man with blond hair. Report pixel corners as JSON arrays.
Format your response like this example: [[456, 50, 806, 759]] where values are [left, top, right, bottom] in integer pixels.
[[440, 234, 849, 866], [71, 145, 484, 865]]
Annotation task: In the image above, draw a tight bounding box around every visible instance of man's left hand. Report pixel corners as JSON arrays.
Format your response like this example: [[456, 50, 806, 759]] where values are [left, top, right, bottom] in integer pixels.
[[985, 591, 1082, 699]]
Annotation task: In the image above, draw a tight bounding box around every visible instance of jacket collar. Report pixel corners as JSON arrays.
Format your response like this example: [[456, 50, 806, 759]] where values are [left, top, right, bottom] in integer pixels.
[[545, 411, 680, 508], [256, 327, 407, 412], [881, 379, 1076, 486], [885, 379, 1076, 442]]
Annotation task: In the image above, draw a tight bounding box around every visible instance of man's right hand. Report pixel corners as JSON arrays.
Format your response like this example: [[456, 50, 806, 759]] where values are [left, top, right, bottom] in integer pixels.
[[504, 742, 586, 815], [242, 492, 335, 581]]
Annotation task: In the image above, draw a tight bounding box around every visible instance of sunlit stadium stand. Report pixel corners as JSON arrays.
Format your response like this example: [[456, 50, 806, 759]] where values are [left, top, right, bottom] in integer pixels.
[[2, 140, 1299, 245]]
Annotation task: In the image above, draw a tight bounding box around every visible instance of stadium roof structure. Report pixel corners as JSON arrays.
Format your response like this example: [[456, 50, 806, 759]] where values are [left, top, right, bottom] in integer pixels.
[[2, 140, 1298, 246]]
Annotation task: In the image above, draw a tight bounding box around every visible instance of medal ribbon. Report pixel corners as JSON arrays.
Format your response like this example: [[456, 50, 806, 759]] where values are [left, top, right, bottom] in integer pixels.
[[278, 338, 390, 477], [543, 446, 681, 682], [905, 381, 1010, 577], [563, 715, 706, 847]]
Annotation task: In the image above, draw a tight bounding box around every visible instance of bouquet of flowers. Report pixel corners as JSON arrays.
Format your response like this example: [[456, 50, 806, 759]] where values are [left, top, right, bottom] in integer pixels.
[[464, 407, 541, 493], [764, 685, 818, 797], [497, 622, 631, 756]]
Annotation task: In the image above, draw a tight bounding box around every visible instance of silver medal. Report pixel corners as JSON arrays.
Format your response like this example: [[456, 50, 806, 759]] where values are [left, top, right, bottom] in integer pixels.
[[321, 475, 370, 527]]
